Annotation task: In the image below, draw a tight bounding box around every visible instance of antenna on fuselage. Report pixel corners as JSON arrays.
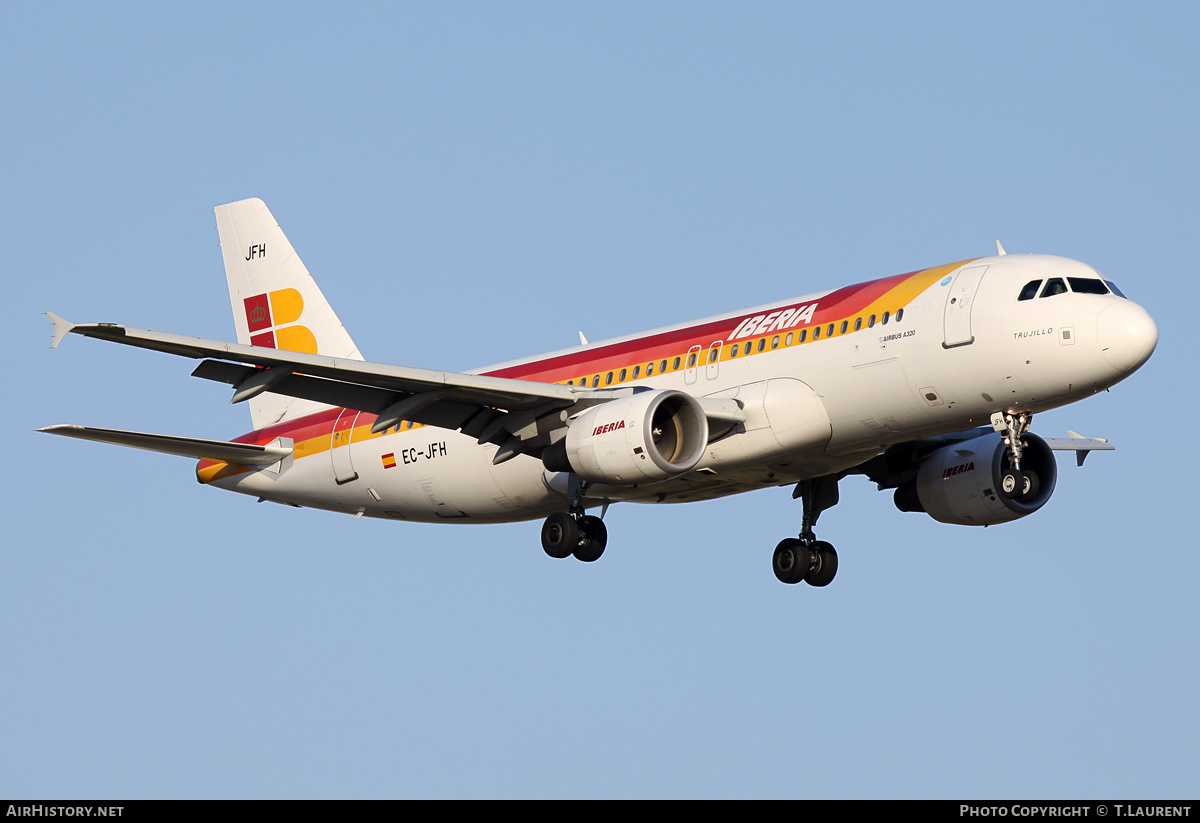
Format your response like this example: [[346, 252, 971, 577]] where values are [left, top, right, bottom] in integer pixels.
[[578, 331, 589, 345], [996, 240, 1007, 255]]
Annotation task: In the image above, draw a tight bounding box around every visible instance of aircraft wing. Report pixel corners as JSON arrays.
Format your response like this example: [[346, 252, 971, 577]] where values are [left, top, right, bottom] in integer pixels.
[[47, 314, 744, 463], [48, 313, 575, 412]]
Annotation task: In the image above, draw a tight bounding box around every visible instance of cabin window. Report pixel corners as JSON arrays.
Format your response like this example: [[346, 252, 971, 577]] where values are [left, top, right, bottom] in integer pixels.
[[771, 335, 780, 349], [813, 325, 821, 340], [1018, 280, 1042, 301], [632, 366, 640, 379], [757, 338, 766, 352], [1068, 277, 1110, 295], [671, 357, 680, 371], [896, 308, 904, 322], [867, 314, 876, 328], [799, 329, 807, 343], [708, 348, 719, 363], [881, 311, 890, 325], [853, 318, 862, 331], [567, 379, 573, 385], [785, 332, 793, 346], [687, 352, 697, 368], [730, 344, 739, 358], [647, 362, 655, 376], [827, 323, 835, 337], [617, 368, 625, 382], [592, 375, 600, 387], [1040, 278, 1068, 298]]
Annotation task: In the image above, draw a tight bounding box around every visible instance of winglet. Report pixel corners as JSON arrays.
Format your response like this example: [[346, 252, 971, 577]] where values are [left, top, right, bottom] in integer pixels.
[[996, 240, 1007, 256], [46, 312, 74, 349]]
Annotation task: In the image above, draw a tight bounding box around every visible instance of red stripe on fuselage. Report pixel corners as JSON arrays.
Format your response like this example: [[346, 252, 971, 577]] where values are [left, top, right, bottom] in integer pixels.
[[486, 268, 919, 383]]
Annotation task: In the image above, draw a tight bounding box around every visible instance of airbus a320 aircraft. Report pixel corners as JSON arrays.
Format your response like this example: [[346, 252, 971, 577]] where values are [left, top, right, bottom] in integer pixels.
[[42, 199, 1158, 587]]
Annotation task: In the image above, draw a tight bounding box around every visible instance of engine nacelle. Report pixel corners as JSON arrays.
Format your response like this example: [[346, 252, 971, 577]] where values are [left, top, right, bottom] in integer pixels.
[[543, 390, 708, 484], [896, 432, 1058, 526]]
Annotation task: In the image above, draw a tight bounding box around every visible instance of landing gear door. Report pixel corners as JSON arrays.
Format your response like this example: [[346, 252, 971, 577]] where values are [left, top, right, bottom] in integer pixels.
[[943, 265, 988, 348]]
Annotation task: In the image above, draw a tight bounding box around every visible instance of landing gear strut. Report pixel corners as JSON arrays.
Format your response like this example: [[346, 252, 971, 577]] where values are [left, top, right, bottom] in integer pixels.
[[773, 475, 841, 587], [993, 411, 1040, 502], [540, 476, 608, 562]]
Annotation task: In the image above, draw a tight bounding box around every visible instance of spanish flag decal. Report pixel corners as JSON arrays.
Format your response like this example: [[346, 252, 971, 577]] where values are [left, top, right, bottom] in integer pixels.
[[381, 453, 397, 469]]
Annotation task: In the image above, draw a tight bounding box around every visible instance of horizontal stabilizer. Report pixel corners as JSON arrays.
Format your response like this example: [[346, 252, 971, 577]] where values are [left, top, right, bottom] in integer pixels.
[[1042, 431, 1114, 467], [38, 424, 292, 465]]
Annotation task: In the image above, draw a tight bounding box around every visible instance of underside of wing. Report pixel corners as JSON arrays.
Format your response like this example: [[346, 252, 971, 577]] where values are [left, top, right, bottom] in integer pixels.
[[47, 314, 749, 466], [46, 315, 629, 464]]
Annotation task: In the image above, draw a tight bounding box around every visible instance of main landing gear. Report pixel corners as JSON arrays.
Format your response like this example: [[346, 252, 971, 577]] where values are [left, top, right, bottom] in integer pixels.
[[541, 511, 608, 562], [540, 475, 608, 562], [773, 475, 841, 587]]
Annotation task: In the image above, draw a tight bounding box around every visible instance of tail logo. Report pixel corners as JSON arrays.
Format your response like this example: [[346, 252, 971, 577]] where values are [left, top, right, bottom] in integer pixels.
[[243, 289, 318, 353]]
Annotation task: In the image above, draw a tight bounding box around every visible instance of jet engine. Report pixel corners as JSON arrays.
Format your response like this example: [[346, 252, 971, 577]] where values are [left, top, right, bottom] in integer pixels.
[[542, 389, 708, 484], [894, 432, 1057, 526]]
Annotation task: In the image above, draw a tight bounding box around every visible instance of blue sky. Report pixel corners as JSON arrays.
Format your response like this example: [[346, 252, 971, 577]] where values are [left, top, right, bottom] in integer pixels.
[[3, 2, 1197, 798]]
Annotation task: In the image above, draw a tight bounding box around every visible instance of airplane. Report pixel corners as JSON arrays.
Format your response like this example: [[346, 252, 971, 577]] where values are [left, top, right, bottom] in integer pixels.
[[40, 198, 1158, 587]]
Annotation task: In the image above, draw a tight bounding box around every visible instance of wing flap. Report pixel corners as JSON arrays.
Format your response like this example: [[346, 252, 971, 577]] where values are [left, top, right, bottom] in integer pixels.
[[190, 360, 484, 432]]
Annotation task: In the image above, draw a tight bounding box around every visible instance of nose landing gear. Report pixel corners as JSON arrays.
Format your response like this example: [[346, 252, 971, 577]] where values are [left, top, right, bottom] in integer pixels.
[[993, 411, 1040, 503]]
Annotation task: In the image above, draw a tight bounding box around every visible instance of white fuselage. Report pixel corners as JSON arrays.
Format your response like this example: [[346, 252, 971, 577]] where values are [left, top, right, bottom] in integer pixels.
[[208, 254, 1156, 523]]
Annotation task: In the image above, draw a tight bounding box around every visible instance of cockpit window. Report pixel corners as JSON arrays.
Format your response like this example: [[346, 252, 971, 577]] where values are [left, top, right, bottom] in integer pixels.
[[1104, 280, 1127, 298], [1018, 280, 1042, 301], [1068, 277, 1109, 295], [1040, 278, 1068, 298]]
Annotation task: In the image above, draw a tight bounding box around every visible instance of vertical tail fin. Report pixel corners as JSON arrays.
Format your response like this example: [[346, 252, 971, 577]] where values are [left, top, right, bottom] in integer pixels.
[[215, 197, 363, 429]]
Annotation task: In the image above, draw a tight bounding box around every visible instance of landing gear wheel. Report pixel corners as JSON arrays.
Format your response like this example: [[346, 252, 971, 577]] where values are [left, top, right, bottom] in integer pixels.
[[805, 541, 838, 588], [1001, 470, 1023, 497], [773, 538, 809, 585], [541, 512, 578, 559], [1019, 470, 1040, 501], [573, 515, 608, 563]]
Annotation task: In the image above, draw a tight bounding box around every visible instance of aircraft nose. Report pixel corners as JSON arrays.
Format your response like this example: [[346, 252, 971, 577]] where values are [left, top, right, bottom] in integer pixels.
[[1097, 300, 1158, 373]]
